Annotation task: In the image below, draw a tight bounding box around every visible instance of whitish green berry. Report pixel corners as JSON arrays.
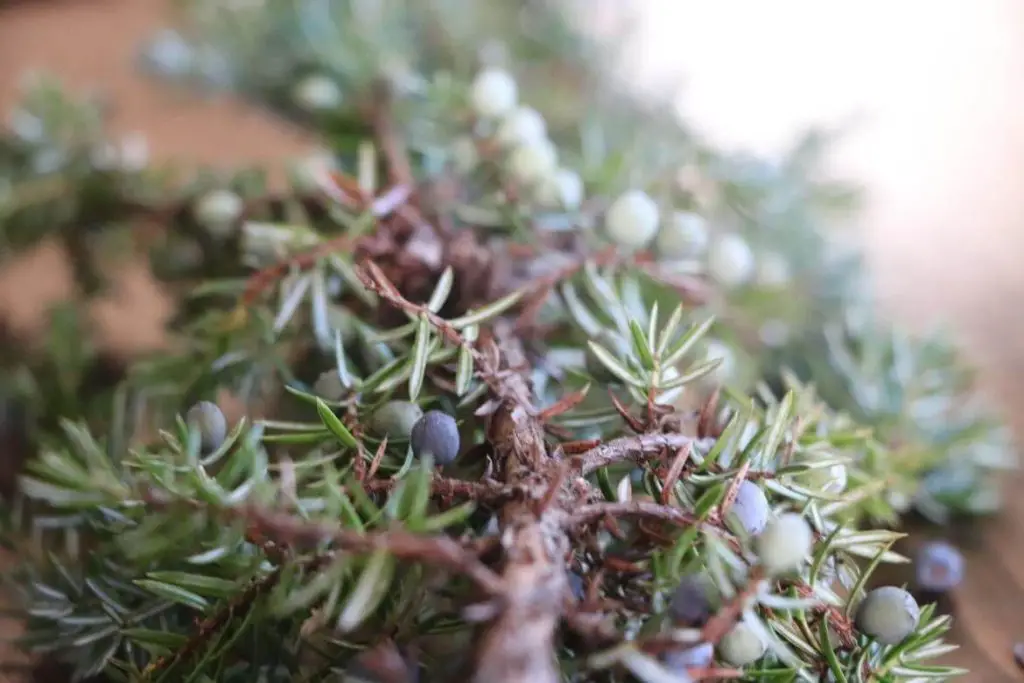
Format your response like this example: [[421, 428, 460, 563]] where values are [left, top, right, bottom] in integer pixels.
[[507, 138, 558, 187], [855, 586, 920, 645], [754, 513, 813, 576], [663, 641, 713, 672], [370, 401, 424, 441], [718, 621, 765, 666], [186, 401, 227, 453], [728, 481, 770, 536], [470, 68, 517, 118], [194, 189, 243, 238], [707, 233, 754, 288], [656, 211, 709, 259], [535, 168, 584, 210], [605, 190, 659, 248], [410, 410, 460, 465], [496, 106, 547, 147], [293, 74, 342, 112], [313, 370, 345, 402]]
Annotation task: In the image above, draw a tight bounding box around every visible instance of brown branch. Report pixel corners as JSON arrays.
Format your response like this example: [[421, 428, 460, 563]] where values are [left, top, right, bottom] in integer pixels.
[[573, 433, 698, 476], [566, 501, 699, 530], [140, 491, 504, 596]]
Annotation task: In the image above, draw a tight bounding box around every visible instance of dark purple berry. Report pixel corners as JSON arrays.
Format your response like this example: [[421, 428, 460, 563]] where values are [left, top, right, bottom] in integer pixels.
[[668, 574, 713, 627], [410, 410, 460, 465], [915, 541, 964, 592]]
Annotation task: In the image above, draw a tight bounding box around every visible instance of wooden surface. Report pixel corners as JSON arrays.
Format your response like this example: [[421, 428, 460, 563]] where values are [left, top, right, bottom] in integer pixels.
[[3, 1, 1024, 681]]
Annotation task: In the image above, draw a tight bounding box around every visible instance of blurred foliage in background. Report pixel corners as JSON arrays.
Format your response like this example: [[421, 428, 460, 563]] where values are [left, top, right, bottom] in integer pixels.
[[0, 1, 1013, 681]]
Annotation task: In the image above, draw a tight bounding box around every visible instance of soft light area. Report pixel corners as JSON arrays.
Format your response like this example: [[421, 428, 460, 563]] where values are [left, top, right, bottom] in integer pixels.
[[590, 0, 1024, 330]]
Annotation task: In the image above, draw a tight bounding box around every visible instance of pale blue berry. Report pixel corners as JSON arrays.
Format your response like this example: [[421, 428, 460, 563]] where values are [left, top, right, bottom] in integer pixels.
[[186, 401, 227, 453], [728, 481, 769, 536], [656, 211, 709, 259], [707, 233, 755, 288], [663, 641, 713, 672], [915, 541, 964, 592], [855, 586, 920, 645]]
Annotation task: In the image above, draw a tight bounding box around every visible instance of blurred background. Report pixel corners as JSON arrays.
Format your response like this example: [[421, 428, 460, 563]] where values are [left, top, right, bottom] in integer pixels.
[[2, 0, 1023, 678]]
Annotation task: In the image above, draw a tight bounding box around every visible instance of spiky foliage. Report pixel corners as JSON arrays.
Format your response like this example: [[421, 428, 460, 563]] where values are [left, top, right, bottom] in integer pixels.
[[0, 1, 1011, 682]]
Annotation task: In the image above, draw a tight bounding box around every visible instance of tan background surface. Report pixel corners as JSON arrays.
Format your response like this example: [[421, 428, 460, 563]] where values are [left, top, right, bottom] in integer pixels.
[[2, 0, 1024, 680]]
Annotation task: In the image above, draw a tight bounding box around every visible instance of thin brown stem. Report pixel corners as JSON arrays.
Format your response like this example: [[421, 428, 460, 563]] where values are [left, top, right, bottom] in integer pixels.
[[567, 501, 699, 530], [573, 433, 698, 476]]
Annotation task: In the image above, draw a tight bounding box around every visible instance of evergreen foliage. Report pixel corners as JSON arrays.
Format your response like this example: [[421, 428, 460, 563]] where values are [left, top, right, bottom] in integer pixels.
[[0, 2, 1015, 681]]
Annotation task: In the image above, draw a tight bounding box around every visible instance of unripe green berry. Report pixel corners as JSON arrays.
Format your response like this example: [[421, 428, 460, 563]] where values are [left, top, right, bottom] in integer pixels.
[[754, 513, 813, 576], [604, 190, 659, 248], [313, 370, 345, 402], [727, 481, 770, 536], [194, 189, 243, 239], [855, 586, 920, 645], [535, 168, 584, 210], [369, 401, 424, 441], [186, 401, 227, 453], [718, 621, 766, 666], [410, 410, 460, 465], [496, 106, 547, 147], [470, 68, 518, 118], [656, 211, 709, 259], [507, 138, 558, 187], [292, 74, 342, 112]]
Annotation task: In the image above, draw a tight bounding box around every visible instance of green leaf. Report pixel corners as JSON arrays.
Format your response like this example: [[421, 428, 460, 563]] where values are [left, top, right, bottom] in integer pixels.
[[133, 580, 209, 612], [448, 288, 524, 328], [586, 340, 644, 388], [627, 320, 655, 371], [315, 398, 359, 449], [144, 572, 239, 599], [427, 266, 454, 312], [336, 549, 395, 632], [409, 314, 431, 401]]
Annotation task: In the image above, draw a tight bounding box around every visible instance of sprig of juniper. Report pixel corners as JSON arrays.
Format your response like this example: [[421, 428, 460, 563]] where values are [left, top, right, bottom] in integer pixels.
[[0, 1, 1007, 681]]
